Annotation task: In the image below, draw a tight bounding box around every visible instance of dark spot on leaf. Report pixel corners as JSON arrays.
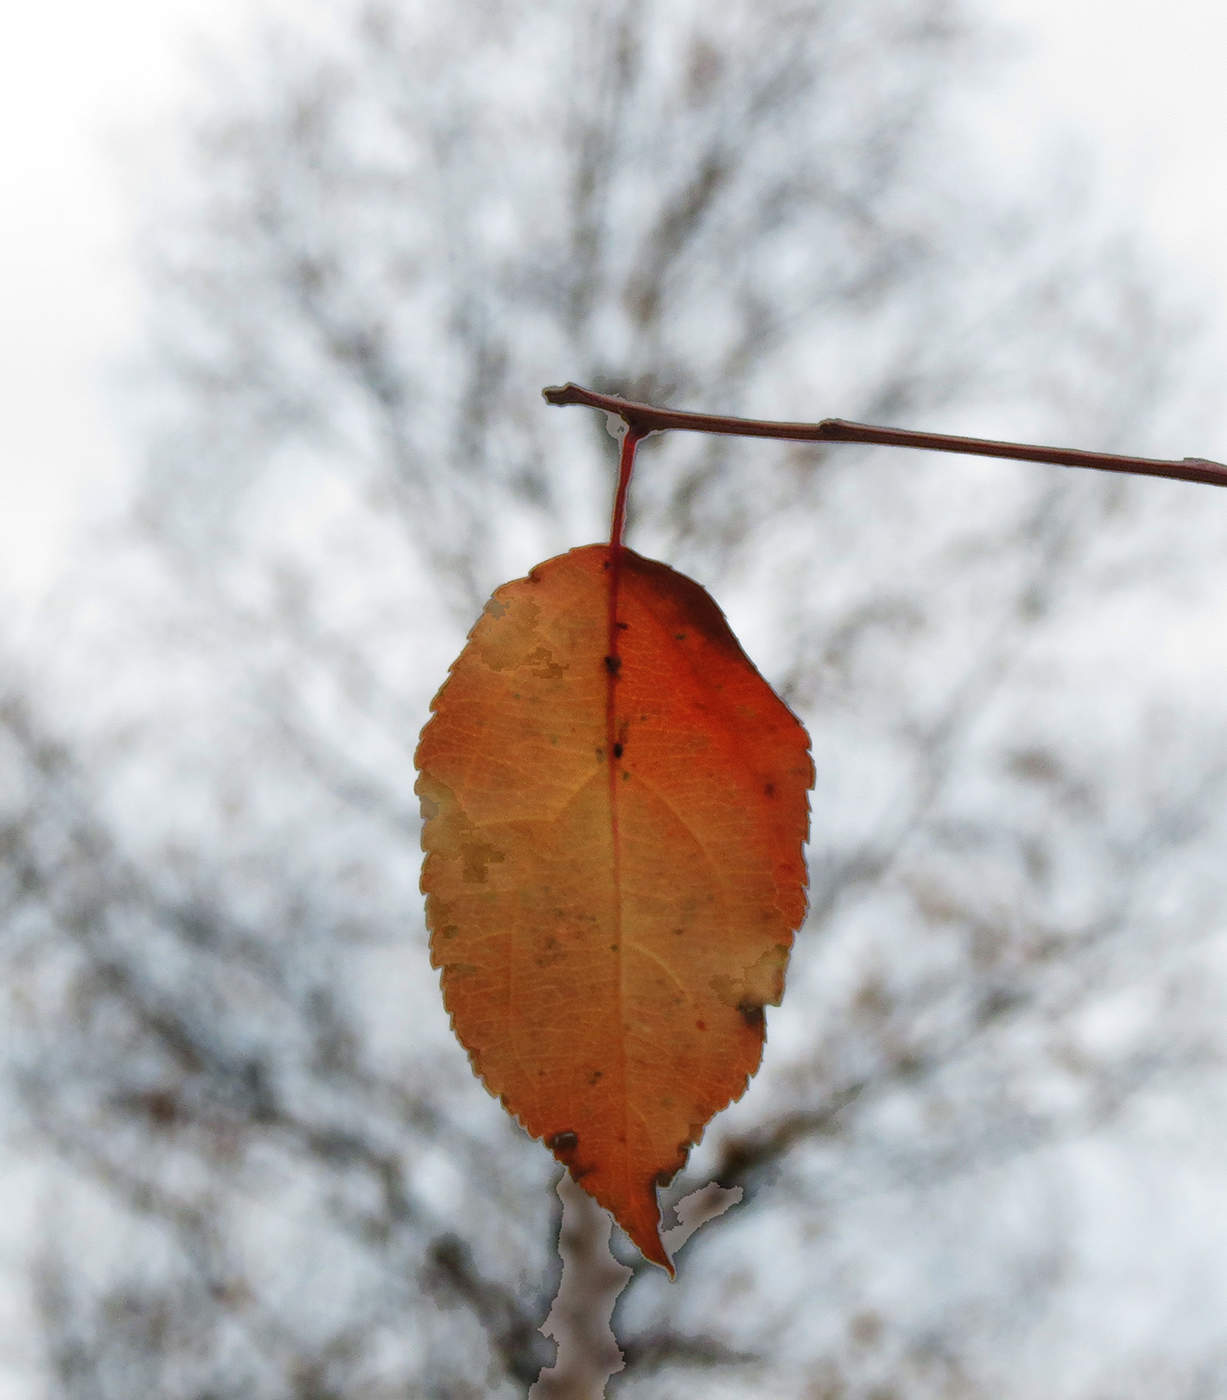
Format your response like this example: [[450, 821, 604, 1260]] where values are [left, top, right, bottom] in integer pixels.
[[674, 632, 687, 641], [613, 742, 623, 759], [604, 655, 621, 676], [537, 935, 565, 968], [587, 1069, 604, 1085], [737, 1000, 765, 1029], [616, 620, 629, 630], [764, 782, 775, 797], [695, 1019, 707, 1031], [548, 1130, 578, 1153]]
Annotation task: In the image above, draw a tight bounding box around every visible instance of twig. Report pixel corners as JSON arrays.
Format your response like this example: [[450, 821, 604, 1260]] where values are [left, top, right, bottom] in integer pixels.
[[543, 382, 1227, 489]]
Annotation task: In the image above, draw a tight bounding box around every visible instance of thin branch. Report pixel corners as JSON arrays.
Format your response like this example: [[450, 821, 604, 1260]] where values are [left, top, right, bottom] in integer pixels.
[[427, 1233, 553, 1385], [543, 382, 1227, 489]]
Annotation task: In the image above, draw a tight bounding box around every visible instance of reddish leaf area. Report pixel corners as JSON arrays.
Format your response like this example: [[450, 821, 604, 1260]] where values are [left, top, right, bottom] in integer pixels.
[[416, 545, 812, 1270]]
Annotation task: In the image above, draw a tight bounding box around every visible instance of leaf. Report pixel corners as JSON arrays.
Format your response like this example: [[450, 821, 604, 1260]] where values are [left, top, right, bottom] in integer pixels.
[[415, 545, 812, 1270]]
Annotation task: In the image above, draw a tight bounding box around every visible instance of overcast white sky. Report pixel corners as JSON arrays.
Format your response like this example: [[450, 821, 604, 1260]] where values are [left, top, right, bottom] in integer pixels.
[[0, 0, 248, 604], [3, 0, 1227, 602], [991, 0, 1227, 272]]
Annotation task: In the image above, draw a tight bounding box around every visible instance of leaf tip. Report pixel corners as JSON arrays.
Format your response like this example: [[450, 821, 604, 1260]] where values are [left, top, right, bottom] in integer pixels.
[[628, 1214, 676, 1277]]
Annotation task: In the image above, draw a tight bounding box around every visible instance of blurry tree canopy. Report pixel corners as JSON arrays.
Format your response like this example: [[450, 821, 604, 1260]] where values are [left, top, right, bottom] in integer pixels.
[[4, 0, 1227, 1396]]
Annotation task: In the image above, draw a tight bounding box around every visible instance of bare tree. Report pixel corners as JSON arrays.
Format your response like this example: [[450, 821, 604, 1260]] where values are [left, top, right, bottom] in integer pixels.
[[4, 0, 1226, 1396]]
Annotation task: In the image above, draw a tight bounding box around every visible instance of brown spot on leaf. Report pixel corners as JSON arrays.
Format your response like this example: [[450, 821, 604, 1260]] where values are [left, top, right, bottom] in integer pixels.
[[525, 645, 566, 680], [537, 935, 565, 968], [461, 840, 504, 884], [737, 1000, 765, 1029]]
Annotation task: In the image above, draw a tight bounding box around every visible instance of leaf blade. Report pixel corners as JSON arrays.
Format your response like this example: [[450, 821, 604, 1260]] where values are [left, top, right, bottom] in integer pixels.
[[416, 545, 812, 1269]]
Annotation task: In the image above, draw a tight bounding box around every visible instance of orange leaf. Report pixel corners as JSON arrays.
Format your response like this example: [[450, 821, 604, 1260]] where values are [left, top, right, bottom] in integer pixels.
[[415, 545, 812, 1270]]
